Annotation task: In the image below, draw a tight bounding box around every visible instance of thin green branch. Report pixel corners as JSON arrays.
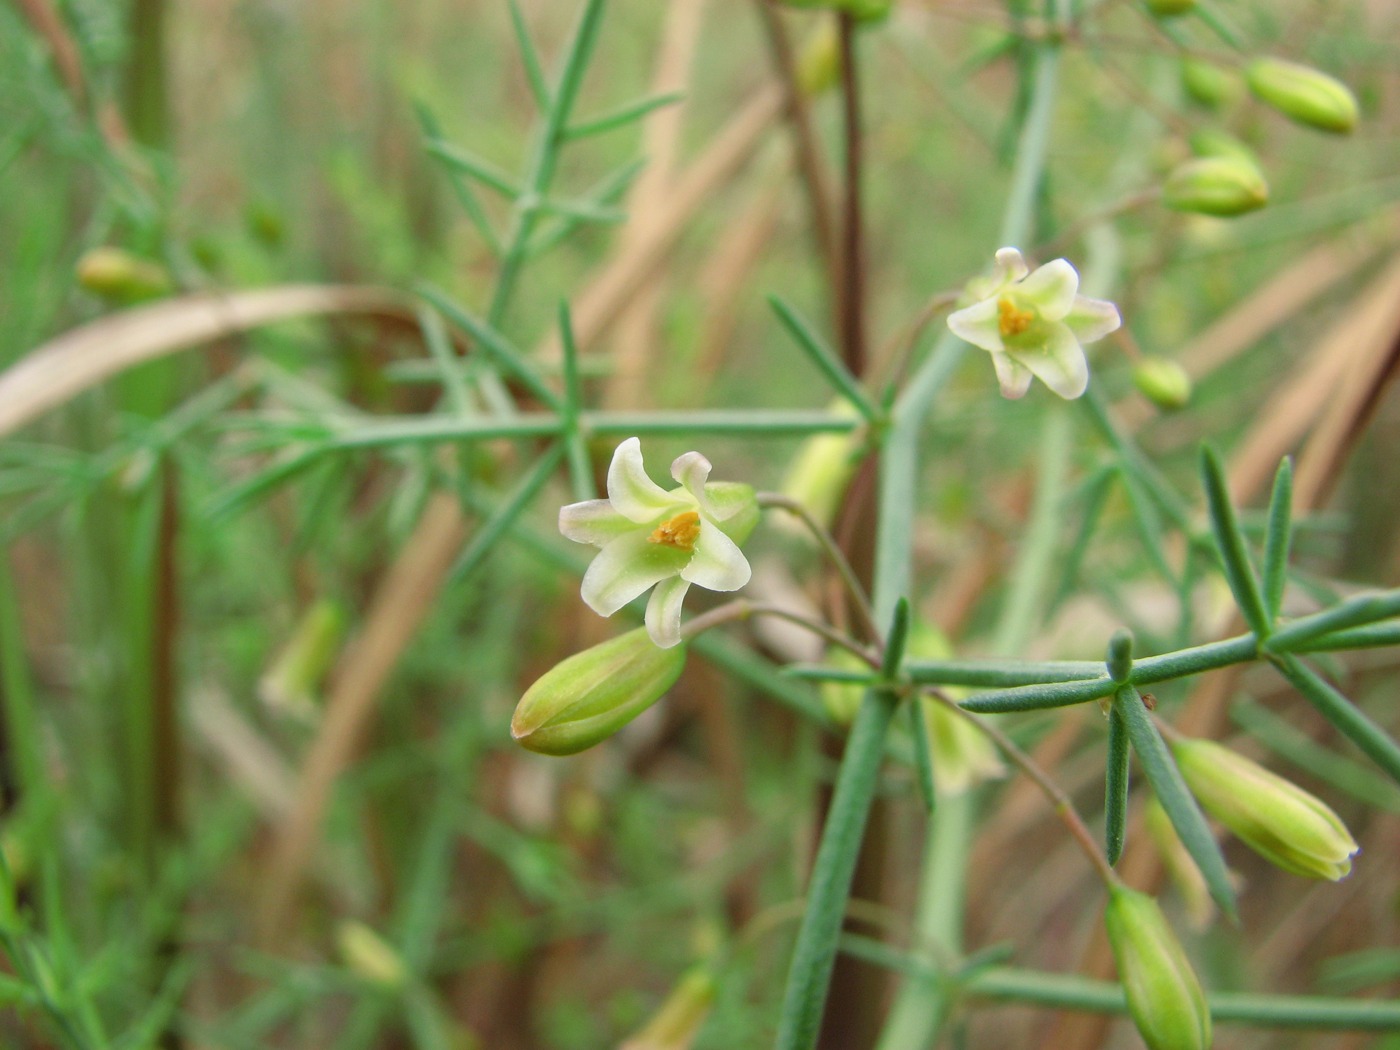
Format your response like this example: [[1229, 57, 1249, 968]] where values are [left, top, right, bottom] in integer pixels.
[[965, 966, 1400, 1029]]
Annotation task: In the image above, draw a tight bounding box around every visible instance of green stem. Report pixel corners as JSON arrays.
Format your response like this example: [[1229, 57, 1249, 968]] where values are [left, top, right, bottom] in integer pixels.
[[773, 687, 901, 1050], [965, 966, 1400, 1029], [487, 0, 607, 327]]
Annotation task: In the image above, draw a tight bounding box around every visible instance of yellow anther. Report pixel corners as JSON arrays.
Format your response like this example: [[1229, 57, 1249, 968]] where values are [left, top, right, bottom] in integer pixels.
[[998, 297, 1035, 337], [648, 510, 702, 551]]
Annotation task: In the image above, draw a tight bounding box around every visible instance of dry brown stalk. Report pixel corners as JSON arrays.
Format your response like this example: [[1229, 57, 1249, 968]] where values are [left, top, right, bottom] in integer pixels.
[[602, 0, 708, 411], [0, 285, 412, 440]]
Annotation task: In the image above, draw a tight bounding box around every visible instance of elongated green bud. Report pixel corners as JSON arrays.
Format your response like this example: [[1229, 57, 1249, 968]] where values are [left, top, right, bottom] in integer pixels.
[[76, 247, 172, 302], [1105, 887, 1212, 1050], [1144, 0, 1196, 17], [1188, 129, 1257, 166], [1145, 797, 1215, 930], [259, 599, 346, 718], [1181, 58, 1241, 110], [1134, 358, 1193, 411], [776, 400, 863, 539], [1163, 157, 1268, 217], [619, 966, 716, 1050], [337, 920, 408, 988], [1172, 737, 1359, 880], [820, 647, 869, 726], [796, 19, 841, 98], [512, 629, 686, 756], [1246, 58, 1359, 134]]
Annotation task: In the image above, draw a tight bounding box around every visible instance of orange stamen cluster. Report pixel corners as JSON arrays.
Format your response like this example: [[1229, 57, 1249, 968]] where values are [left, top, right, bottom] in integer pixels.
[[648, 510, 702, 551], [998, 297, 1035, 337]]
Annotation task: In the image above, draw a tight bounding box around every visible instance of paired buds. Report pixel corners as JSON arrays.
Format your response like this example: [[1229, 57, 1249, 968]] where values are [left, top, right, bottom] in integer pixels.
[[1163, 156, 1268, 218], [1172, 737, 1359, 881], [511, 629, 686, 756]]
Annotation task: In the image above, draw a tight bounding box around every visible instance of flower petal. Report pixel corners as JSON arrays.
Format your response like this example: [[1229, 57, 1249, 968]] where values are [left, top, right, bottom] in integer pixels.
[[559, 499, 634, 547], [991, 352, 1034, 399], [607, 437, 679, 524], [948, 298, 1004, 353], [681, 521, 751, 593], [580, 531, 688, 617], [645, 575, 691, 649], [993, 247, 1030, 285], [1063, 294, 1122, 344], [670, 451, 717, 518], [1013, 323, 1089, 399], [1017, 259, 1079, 321]]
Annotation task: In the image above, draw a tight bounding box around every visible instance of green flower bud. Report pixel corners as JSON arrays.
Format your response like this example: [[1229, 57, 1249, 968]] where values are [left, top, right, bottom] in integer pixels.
[[819, 647, 869, 726], [1172, 737, 1359, 880], [796, 20, 842, 98], [1104, 887, 1212, 1050], [777, 400, 863, 539], [1187, 129, 1257, 166], [258, 599, 346, 718], [1143, 0, 1196, 17], [844, 0, 893, 22], [1246, 58, 1359, 135], [512, 629, 686, 756], [1145, 797, 1215, 931], [76, 247, 172, 302], [1181, 58, 1241, 110], [337, 920, 409, 988], [1163, 157, 1269, 217], [619, 965, 716, 1050], [1133, 358, 1193, 411]]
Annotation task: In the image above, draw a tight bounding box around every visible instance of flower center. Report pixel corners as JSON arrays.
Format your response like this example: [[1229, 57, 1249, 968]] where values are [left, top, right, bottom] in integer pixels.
[[998, 297, 1036, 338], [648, 510, 701, 552]]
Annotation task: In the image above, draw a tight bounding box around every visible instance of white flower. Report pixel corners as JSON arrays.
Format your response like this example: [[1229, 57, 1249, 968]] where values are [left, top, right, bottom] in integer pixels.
[[947, 247, 1122, 400], [559, 438, 756, 649]]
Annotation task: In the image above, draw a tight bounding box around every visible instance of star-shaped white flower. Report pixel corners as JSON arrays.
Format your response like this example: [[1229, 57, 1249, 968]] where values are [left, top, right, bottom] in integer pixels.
[[947, 247, 1122, 400], [559, 438, 756, 649]]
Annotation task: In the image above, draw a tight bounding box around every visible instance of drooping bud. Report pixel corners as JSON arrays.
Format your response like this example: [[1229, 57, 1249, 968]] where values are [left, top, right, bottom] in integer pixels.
[[337, 921, 409, 988], [1187, 129, 1258, 166], [512, 629, 686, 756], [1104, 887, 1212, 1050], [796, 19, 841, 98], [843, 0, 893, 22], [819, 648, 870, 726], [1246, 58, 1359, 135], [1145, 797, 1215, 930], [76, 247, 172, 302], [1143, 0, 1196, 17], [1181, 58, 1241, 110], [1133, 358, 1193, 411], [619, 966, 716, 1050], [1163, 157, 1269, 217], [1172, 737, 1359, 880], [258, 599, 346, 719], [775, 400, 864, 538]]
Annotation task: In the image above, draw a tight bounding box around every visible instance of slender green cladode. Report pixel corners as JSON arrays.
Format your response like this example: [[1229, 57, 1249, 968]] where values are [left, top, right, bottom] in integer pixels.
[[768, 295, 880, 425], [1269, 652, 1400, 785], [1115, 684, 1237, 919], [1261, 458, 1293, 621], [1200, 444, 1271, 640], [1105, 703, 1130, 866]]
